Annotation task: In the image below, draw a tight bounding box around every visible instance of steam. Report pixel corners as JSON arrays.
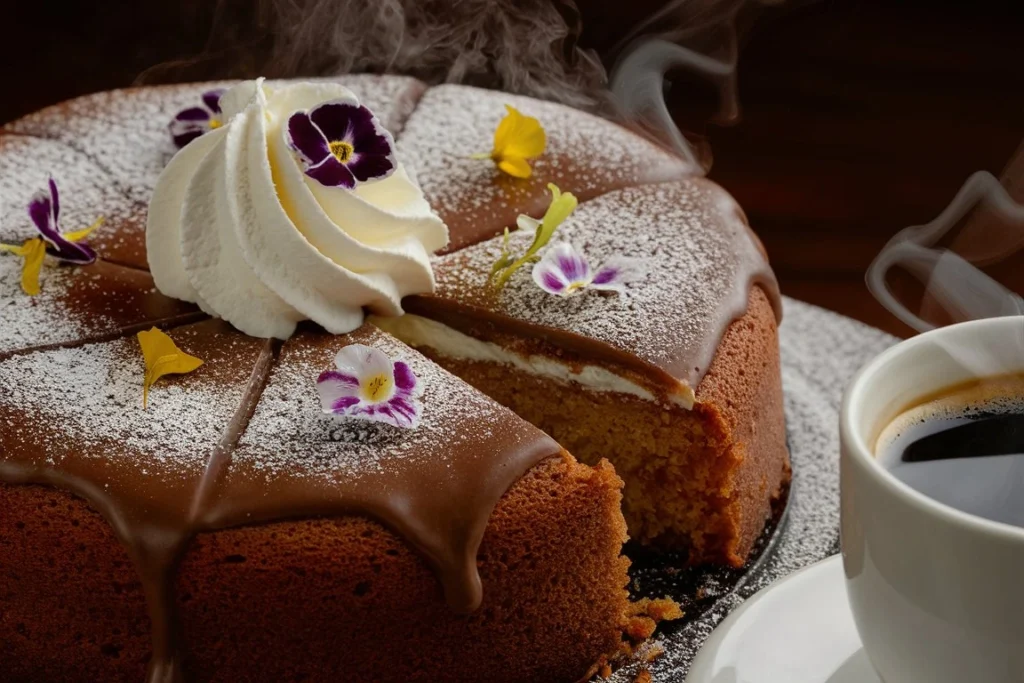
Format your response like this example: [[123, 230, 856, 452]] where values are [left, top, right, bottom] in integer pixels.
[[867, 169, 1024, 334], [610, 39, 735, 171], [608, 0, 782, 170], [150, 0, 608, 110]]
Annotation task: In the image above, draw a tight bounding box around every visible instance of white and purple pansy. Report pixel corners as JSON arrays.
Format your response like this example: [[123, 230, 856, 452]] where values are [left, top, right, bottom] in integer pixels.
[[29, 177, 97, 264], [169, 88, 226, 148], [286, 97, 397, 189], [531, 242, 643, 297], [316, 344, 423, 429]]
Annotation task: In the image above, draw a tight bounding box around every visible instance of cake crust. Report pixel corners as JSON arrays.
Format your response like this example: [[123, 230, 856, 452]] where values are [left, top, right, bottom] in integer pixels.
[[408, 287, 789, 564], [0, 457, 630, 683]]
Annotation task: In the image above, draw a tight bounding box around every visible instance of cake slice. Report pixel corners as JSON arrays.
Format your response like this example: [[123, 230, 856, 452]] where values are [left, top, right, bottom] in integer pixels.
[[0, 320, 633, 683], [0, 320, 270, 682], [376, 178, 789, 565], [177, 324, 632, 683]]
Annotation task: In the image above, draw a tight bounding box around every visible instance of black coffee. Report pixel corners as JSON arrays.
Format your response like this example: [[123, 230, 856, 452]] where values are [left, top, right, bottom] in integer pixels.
[[875, 374, 1024, 528]]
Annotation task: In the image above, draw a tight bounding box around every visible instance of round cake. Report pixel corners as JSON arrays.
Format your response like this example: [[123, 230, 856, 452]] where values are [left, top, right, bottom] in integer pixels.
[[0, 75, 789, 682]]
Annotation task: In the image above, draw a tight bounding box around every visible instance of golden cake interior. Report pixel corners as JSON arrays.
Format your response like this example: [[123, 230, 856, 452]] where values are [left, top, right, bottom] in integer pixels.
[[406, 286, 789, 565]]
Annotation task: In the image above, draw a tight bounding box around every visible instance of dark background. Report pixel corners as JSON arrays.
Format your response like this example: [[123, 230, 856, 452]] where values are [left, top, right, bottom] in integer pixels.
[[3, 0, 1022, 338]]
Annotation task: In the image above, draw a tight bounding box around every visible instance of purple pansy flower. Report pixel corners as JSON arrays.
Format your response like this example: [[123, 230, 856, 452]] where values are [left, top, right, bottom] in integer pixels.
[[286, 97, 397, 189], [316, 344, 423, 429], [531, 242, 643, 297], [28, 177, 97, 264], [169, 89, 226, 148]]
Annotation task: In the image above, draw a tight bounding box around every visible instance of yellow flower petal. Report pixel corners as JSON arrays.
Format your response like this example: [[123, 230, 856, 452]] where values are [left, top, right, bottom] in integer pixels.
[[137, 327, 204, 409], [63, 216, 105, 243], [495, 105, 546, 159], [480, 105, 547, 179], [497, 156, 533, 179], [1, 238, 47, 296], [19, 239, 47, 296]]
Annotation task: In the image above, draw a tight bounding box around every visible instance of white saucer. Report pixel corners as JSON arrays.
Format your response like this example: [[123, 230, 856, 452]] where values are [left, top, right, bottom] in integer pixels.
[[685, 555, 881, 683]]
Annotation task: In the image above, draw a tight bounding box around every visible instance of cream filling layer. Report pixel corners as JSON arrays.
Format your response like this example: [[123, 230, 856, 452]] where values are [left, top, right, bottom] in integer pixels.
[[372, 314, 695, 409]]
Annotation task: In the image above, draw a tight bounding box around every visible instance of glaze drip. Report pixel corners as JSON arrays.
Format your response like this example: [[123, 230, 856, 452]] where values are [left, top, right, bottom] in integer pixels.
[[0, 320, 560, 682]]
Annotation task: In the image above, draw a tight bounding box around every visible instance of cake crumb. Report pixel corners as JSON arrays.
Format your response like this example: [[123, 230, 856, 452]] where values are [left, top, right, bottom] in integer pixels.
[[624, 597, 684, 643], [633, 670, 652, 683]]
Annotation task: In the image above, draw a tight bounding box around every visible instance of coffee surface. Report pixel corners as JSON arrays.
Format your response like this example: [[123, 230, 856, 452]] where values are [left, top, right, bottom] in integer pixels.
[[876, 373, 1024, 528]]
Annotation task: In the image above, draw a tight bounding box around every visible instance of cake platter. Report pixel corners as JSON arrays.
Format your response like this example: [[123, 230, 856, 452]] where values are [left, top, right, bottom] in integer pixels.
[[605, 297, 897, 681]]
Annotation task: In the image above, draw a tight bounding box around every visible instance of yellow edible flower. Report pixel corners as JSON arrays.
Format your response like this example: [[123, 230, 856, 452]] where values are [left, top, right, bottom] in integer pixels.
[[137, 327, 204, 409], [0, 238, 47, 296], [0, 217, 103, 296], [491, 183, 578, 289], [473, 105, 547, 179]]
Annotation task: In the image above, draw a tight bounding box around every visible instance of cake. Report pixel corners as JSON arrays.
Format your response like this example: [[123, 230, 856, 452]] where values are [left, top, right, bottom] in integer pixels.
[[0, 75, 788, 682]]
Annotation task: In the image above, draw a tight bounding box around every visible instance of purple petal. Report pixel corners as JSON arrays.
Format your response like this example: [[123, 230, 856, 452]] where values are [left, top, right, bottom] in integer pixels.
[[590, 257, 644, 293], [202, 89, 225, 114], [27, 190, 56, 241], [386, 397, 421, 428], [27, 181, 96, 264], [306, 155, 356, 189], [319, 369, 360, 387], [348, 114, 395, 157], [175, 106, 212, 123], [172, 129, 205, 148], [287, 111, 331, 166], [331, 395, 361, 412], [347, 152, 396, 183], [317, 369, 362, 414], [540, 271, 568, 294], [309, 101, 363, 144], [393, 361, 417, 393], [48, 177, 60, 225], [532, 250, 571, 295], [591, 265, 623, 286], [46, 240, 96, 265], [556, 250, 590, 283]]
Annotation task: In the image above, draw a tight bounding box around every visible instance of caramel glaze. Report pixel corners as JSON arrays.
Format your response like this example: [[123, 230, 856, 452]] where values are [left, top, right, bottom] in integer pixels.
[[405, 272, 780, 402], [433, 148, 692, 254], [406, 180, 782, 397], [0, 320, 561, 683]]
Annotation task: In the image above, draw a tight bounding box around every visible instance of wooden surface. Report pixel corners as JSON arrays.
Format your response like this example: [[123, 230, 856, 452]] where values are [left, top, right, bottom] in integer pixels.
[[2, 0, 1022, 339]]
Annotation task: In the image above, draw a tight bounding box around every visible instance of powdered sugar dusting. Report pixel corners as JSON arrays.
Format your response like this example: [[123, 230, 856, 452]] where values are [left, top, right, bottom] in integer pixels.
[[608, 299, 897, 681], [3, 82, 236, 204], [397, 84, 693, 228], [0, 258, 107, 354], [0, 332, 245, 472], [0, 135, 139, 247], [432, 179, 773, 384], [235, 326, 516, 480], [3, 77, 423, 208]]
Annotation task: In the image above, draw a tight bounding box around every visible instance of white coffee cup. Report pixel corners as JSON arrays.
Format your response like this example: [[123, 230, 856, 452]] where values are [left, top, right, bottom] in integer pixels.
[[840, 316, 1024, 683]]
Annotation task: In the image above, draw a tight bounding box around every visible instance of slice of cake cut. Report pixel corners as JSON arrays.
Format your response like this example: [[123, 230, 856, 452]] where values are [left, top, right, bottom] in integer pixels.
[[177, 324, 632, 683], [0, 320, 270, 683], [0, 318, 633, 683], [376, 178, 789, 565]]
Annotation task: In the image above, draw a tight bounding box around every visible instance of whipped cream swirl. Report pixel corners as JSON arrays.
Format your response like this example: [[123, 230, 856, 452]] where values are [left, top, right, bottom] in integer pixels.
[[147, 79, 449, 339]]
